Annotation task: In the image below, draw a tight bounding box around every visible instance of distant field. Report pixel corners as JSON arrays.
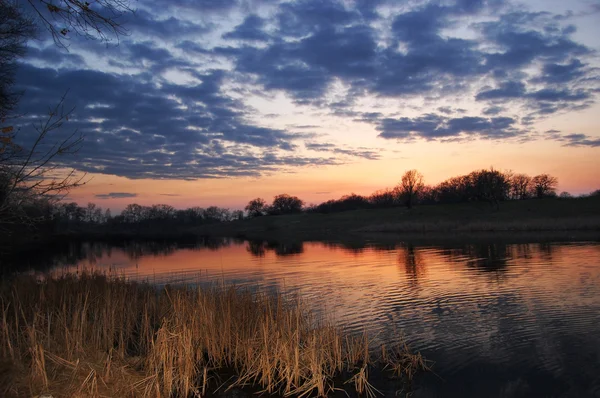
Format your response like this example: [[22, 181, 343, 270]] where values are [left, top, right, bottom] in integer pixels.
[[195, 196, 600, 241]]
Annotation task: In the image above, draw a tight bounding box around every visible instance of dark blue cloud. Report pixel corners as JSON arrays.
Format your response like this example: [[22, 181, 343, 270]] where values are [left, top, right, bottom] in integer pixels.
[[13, 63, 341, 179], [391, 4, 448, 44], [375, 114, 521, 141], [305, 142, 380, 160], [95, 192, 138, 199], [223, 15, 270, 41], [480, 12, 590, 69], [482, 106, 506, 115], [25, 46, 85, 67], [277, 0, 360, 37], [206, 1, 598, 122], [123, 9, 212, 39], [560, 134, 600, 147], [537, 59, 586, 84], [13, 0, 599, 183], [476, 81, 526, 101]]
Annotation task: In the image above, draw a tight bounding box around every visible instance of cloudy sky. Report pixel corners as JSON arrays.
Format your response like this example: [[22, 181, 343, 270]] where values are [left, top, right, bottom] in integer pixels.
[[15, 0, 600, 210]]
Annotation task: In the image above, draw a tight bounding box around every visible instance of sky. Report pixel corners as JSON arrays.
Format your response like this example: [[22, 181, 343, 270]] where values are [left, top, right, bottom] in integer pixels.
[[14, 0, 600, 211]]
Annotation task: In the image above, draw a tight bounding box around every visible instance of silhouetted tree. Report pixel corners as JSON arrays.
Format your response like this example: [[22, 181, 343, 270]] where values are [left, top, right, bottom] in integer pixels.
[[398, 169, 424, 209], [369, 188, 398, 208], [204, 206, 231, 222], [532, 174, 558, 198], [469, 168, 510, 208], [510, 173, 532, 200], [269, 194, 303, 215], [0, 1, 35, 119], [0, 95, 84, 233], [245, 197, 267, 217], [559, 191, 572, 199], [314, 193, 371, 213], [122, 203, 145, 223], [18, 0, 133, 48]]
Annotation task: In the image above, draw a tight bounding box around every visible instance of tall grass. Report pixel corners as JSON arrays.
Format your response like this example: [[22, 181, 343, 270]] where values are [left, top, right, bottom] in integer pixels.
[[0, 273, 426, 397]]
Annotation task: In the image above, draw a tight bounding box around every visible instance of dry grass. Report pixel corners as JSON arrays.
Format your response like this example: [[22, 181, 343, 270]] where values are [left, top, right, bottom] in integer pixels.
[[358, 216, 600, 233], [0, 272, 426, 397]]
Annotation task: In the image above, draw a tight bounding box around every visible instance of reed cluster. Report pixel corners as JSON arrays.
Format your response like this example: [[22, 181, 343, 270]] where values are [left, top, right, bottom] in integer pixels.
[[0, 273, 426, 397]]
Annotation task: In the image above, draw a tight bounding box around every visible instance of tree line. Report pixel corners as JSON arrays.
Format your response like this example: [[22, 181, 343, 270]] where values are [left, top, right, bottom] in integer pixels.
[[247, 168, 597, 217]]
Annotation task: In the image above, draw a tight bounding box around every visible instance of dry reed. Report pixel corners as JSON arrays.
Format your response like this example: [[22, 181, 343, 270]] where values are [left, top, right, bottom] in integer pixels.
[[0, 272, 426, 397]]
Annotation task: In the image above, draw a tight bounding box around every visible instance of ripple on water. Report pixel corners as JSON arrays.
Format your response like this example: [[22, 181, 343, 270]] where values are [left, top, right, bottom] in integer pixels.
[[40, 240, 600, 397]]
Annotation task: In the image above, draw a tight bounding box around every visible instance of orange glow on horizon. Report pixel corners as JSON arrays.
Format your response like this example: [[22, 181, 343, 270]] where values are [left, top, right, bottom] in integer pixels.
[[67, 137, 600, 212]]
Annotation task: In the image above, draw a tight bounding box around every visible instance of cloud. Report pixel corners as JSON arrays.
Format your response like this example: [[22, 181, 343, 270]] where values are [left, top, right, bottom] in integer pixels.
[[536, 59, 586, 84], [560, 134, 600, 147], [305, 142, 381, 160], [13, 0, 599, 184], [482, 106, 506, 115], [223, 14, 270, 42], [123, 9, 212, 40], [210, 2, 598, 120], [374, 114, 522, 141], [14, 63, 344, 179], [95, 192, 138, 199], [476, 81, 526, 101]]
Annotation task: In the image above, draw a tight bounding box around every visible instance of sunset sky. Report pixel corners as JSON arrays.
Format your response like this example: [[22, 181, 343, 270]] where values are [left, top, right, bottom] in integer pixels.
[[15, 0, 600, 211]]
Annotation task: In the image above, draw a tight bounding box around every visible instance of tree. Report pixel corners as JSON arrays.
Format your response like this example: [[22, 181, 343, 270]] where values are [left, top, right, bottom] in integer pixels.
[[1, 0, 134, 243], [1, 1, 36, 119], [398, 169, 424, 209], [269, 194, 303, 215], [103, 208, 111, 222], [121, 203, 145, 223], [559, 191, 572, 199], [469, 168, 510, 208], [245, 197, 267, 217], [510, 173, 532, 200], [531, 174, 558, 198], [369, 188, 397, 208], [0, 94, 84, 231], [19, 0, 133, 48]]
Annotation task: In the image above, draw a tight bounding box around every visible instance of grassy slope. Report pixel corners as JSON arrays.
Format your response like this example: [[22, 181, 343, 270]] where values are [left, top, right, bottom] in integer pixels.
[[196, 196, 600, 241]]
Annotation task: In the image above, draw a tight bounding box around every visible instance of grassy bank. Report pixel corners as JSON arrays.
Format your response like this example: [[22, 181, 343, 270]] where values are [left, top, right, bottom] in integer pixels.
[[196, 196, 600, 241], [4, 198, 598, 255], [0, 273, 425, 397]]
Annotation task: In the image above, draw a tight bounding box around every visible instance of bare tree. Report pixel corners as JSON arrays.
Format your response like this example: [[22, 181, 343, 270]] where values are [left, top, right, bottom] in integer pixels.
[[398, 169, 424, 209], [510, 173, 532, 200], [0, 1, 36, 119], [21, 0, 133, 48], [245, 197, 267, 217], [0, 93, 85, 231], [532, 174, 558, 198], [269, 194, 304, 215]]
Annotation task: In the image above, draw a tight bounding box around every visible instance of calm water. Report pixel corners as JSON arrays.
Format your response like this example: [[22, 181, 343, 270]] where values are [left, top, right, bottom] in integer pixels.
[[25, 238, 600, 397]]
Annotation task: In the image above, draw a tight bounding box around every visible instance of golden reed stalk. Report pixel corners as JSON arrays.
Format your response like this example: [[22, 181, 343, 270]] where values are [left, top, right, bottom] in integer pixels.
[[0, 272, 427, 397]]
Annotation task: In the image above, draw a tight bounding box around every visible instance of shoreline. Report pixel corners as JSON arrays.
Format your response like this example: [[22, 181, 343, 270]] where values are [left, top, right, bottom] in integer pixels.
[[0, 273, 427, 397]]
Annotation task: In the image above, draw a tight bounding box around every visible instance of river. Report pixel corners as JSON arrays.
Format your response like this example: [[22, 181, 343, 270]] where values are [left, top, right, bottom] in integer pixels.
[[20, 238, 600, 397]]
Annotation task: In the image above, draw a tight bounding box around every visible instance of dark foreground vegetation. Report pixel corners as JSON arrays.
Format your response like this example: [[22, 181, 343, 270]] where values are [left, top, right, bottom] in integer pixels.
[[0, 273, 426, 397]]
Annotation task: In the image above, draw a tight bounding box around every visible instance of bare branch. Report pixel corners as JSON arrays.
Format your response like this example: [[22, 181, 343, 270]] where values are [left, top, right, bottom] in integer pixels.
[[24, 0, 133, 48]]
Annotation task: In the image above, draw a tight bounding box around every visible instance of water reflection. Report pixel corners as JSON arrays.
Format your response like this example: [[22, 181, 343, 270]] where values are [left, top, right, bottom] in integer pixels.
[[247, 240, 305, 257], [13, 238, 600, 397]]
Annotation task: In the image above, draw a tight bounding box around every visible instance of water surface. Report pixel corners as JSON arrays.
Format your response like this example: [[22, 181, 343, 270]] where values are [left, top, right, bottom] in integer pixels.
[[27, 238, 600, 397]]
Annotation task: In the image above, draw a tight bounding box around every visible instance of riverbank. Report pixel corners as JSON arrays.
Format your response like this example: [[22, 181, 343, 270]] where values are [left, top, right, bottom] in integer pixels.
[[3, 197, 599, 256], [0, 273, 426, 397], [196, 196, 600, 241]]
